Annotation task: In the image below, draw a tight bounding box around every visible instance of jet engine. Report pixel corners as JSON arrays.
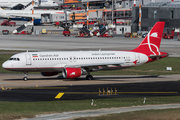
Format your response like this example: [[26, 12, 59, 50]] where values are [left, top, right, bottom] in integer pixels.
[[62, 68, 86, 79], [41, 72, 59, 76]]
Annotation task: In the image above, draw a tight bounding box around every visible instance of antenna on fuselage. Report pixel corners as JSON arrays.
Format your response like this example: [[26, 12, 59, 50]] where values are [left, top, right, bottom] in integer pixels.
[[26, 50, 28, 52], [99, 49, 101, 51]]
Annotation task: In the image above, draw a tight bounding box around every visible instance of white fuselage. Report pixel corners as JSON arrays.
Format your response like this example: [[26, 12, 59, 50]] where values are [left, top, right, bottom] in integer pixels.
[[0, 0, 58, 8], [0, 9, 67, 19], [2, 51, 149, 72]]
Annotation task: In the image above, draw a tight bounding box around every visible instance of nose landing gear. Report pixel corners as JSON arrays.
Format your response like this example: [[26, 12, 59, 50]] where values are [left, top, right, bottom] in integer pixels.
[[23, 72, 28, 81]]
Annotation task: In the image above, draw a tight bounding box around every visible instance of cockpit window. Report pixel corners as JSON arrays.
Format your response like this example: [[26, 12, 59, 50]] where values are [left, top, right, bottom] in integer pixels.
[[9, 58, 20, 61], [9, 58, 13, 60]]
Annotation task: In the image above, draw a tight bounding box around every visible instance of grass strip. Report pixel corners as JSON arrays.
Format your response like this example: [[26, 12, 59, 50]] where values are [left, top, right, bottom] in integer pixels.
[[75, 108, 180, 120], [0, 96, 180, 120]]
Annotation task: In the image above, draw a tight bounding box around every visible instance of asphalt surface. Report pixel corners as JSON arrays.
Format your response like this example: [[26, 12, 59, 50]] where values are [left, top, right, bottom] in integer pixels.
[[1, 81, 180, 102], [1, 74, 180, 102]]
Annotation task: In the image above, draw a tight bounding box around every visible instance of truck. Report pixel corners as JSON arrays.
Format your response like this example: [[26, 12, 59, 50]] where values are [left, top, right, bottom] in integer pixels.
[[1, 20, 16, 27], [63, 27, 71, 36]]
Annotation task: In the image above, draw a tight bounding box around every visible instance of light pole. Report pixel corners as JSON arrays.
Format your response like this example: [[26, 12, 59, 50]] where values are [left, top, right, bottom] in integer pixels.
[[32, 0, 34, 34], [87, 1, 89, 29]]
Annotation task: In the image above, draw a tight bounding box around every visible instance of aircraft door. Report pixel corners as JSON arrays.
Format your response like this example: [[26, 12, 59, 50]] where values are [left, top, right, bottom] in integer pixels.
[[38, 0, 41, 6], [135, 53, 140, 63], [122, 27, 124, 34], [25, 54, 31, 65]]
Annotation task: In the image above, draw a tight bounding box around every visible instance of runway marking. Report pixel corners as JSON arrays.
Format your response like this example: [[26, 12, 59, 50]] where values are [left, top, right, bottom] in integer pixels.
[[55, 93, 64, 99], [61, 92, 178, 94], [54, 91, 178, 99]]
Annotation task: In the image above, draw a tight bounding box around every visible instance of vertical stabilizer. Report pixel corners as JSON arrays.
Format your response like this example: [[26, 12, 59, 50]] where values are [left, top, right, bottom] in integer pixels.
[[132, 22, 165, 56]]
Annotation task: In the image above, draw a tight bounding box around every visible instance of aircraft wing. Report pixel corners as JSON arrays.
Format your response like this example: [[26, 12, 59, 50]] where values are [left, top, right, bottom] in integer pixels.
[[9, 15, 33, 20], [65, 62, 131, 69]]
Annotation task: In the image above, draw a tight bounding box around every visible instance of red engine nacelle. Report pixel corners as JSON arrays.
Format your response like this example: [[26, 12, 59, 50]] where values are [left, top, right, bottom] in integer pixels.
[[62, 68, 83, 79], [41, 72, 59, 76]]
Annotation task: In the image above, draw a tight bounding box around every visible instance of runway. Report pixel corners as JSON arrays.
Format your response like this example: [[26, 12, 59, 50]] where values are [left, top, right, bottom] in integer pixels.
[[1, 74, 180, 102]]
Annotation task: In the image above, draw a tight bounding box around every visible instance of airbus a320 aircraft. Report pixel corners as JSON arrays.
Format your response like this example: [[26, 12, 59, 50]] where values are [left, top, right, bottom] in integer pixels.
[[0, 0, 58, 10], [2, 22, 168, 81], [0, 8, 70, 24]]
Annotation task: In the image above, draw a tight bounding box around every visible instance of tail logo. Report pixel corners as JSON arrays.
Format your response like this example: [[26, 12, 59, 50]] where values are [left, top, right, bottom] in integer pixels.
[[147, 31, 160, 55], [150, 32, 158, 38]]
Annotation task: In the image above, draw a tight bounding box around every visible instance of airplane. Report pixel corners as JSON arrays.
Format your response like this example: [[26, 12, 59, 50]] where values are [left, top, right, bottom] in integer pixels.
[[0, 8, 70, 24], [0, 0, 58, 10], [2, 22, 168, 81]]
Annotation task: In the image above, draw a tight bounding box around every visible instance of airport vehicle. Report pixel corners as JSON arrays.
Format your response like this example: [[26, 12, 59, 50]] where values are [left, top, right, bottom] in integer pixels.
[[14, 31, 32, 35], [98, 33, 113, 37], [2, 22, 168, 81], [124, 32, 131, 37], [63, 28, 71, 36], [2, 30, 9, 35], [163, 30, 174, 39], [1, 20, 16, 26], [0, 0, 58, 10], [0, 8, 70, 25], [142, 32, 148, 38]]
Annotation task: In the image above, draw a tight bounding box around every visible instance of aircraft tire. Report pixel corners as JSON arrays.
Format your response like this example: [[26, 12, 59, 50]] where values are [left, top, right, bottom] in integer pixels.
[[86, 75, 93, 80], [23, 77, 28, 81]]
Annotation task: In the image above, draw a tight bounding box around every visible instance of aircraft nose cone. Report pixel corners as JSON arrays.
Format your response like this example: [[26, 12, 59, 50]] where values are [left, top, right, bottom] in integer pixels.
[[2, 61, 9, 69]]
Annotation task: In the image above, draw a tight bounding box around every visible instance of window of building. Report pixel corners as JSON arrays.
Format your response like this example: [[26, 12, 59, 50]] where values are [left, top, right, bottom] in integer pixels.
[[170, 10, 174, 19], [154, 10, 157, 18]]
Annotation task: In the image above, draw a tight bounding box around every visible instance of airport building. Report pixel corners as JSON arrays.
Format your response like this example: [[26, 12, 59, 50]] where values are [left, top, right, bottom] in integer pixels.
[[132, 1, 180, 32]]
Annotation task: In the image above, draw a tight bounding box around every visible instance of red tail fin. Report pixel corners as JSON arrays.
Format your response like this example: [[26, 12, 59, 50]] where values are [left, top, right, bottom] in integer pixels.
[[132, 22, 165, 56]]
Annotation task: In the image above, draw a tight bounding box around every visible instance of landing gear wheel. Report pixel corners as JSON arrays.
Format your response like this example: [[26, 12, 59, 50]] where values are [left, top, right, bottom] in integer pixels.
[[23, 72, 28, 81], [23, 77, 28, 81], [86, 75, 93, 80]]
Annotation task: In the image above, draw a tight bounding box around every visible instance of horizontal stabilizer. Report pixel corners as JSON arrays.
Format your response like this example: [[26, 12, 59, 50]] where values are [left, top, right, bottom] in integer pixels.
[[149, 54, 169, 59]]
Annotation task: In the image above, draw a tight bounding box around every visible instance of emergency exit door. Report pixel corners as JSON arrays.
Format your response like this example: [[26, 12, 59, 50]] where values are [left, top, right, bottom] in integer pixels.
[[25, 54, 31, 65]]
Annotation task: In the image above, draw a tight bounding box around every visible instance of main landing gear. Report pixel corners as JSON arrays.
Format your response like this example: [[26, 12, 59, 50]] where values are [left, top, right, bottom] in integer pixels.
[[86, 71, 93, 80], [86, 75, 93, 80], [23, 72, 28, 81]]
